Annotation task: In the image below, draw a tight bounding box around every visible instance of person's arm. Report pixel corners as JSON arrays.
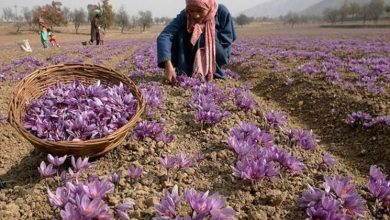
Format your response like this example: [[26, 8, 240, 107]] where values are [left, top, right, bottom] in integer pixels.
[[157, 10, 186, 82], [216, 4, 237, 64]]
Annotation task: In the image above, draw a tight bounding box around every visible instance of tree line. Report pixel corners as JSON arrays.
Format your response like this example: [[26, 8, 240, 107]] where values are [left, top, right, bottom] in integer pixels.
[[323, 0, 390, 24], [233, 0, 390, 27], [0, 0, 171, 33]]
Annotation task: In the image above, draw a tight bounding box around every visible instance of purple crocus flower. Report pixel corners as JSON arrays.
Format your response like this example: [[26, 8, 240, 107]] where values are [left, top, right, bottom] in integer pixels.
[[76, 195, 105, 219], [71, 156, 92, 173], [367, 165, 390, 210], [47, 154, 67, 167], [232, 157, 279, 182], [116, 209, 130, 220], [87, 180, 114, 199], [264, 111, 287, 131], [133, 120, 174, 144], [155, 185, 181, 218], [160, 156, 176, 170], [184, 188, 211, 214], [288, 129, 318, 150], [140, 82, 164, 116], [108, 172, 120, 185], [324, 176, 366, 217], [208, 193, 236, 219], [176, 75, 202, 90], [347, 111, 372, 128], [299, 185, 325, 208], [60, 202, 81, 220], [210, 208, 236, 220], [177, 152, 194, 169], [268, 147, 304, 173], [127, 165, 143, 180], [115, 199, 135, 220], [38, 161, 57, 178], [230, 87, 257, 111], [224, 68, 240, 80], [47, 187, 69, 208], [323, 152, 336, 167]]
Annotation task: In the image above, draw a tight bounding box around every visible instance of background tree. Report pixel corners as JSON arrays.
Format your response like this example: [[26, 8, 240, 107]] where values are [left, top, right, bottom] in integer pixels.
[[22, 7, 34, 28], [235, 14, 252, 27], [128, 15, 139, 30], [62, 7, 72, 22], [338, 1, 350, 23], [138, 10, 153, 32], [160, 16, 172, 25], [14, 16, 24, 32], [367, 0, 385, 23], [358, 5, 370, 23], [284, 12, 300, 27], [71, 8, 86, 34], [323, 8, 339, 24], [348, 2, 361, 20], [101, 0, 115, 30], [2, 7, 15, 22], [33, 1, 67, 29], [116, 6, 129, 33]]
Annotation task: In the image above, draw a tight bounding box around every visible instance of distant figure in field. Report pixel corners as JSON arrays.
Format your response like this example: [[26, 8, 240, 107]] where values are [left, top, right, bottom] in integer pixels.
[[38, 20, 49, 49], [47, 28, 60, 47], [90, 12, 101, 45], [157, 0, 236, 83]]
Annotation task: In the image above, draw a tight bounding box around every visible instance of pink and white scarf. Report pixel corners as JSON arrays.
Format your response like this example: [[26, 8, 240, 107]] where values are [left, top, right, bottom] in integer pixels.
[[186, 0, 218, 80]]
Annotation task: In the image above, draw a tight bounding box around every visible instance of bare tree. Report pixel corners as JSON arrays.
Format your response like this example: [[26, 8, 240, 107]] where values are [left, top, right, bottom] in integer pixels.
[[71, 8, 86, 34], [2, 7, 15, 22], [368, 0, 385, 23], [62, 7, 72, 22], [116, 6, 129, 33], [339, 2, 349, 23], [359, 5, 371, 24], [138, 10, 153, 32], [22, 7, 34, 28], [348, 2, 361, 20], [323, 8, 339, 24], [128, 15, 139, 30], [285, 12, 300, 27], [14, 16, 24, 32]]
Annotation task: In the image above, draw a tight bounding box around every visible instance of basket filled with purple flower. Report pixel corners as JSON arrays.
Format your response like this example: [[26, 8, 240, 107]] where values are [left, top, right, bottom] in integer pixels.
[[8, 63, 145, 157]]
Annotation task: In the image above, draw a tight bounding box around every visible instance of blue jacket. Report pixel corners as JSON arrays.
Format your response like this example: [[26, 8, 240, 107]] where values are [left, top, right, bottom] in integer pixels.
[[157, 4, 237, 79]]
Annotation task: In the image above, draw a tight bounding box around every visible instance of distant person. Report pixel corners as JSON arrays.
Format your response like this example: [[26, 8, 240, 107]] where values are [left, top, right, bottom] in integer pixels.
[[38, 20, 49, 49], [90, 12, 101, 45], [157, 0, 236, 83], [47, 28, 60, 47]]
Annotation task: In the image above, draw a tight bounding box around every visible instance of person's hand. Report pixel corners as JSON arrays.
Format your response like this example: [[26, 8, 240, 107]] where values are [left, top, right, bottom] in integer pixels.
[[164, 61, 177, 84]]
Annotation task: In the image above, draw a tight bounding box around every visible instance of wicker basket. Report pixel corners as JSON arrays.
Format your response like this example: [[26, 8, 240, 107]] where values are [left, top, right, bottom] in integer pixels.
[[8, 63, 145, 157]]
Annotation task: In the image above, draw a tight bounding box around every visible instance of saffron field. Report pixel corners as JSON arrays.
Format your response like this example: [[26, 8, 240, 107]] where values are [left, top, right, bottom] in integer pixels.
[[0, 24, 389, 219]]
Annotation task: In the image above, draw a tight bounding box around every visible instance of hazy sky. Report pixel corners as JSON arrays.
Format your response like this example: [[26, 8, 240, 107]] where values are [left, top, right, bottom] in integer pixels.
[[0, 0, 266, 17]]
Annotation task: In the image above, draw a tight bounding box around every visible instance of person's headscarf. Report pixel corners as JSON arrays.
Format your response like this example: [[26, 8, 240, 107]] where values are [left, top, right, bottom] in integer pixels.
[[186, 0, 218, 80]]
